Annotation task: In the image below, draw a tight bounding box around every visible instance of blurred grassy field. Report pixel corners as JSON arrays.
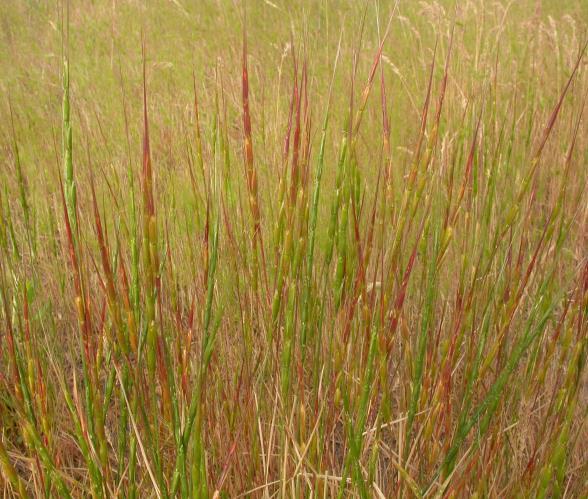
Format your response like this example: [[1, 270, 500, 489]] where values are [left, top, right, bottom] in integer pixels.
[[1, 1, 585, 189], [0, 0, 587, 497]]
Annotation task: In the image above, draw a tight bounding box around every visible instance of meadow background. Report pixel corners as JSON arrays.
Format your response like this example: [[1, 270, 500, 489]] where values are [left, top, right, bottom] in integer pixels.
[[0, 0, 587, 497]]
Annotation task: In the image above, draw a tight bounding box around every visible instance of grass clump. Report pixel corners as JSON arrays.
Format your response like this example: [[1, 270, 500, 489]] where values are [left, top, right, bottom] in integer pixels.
[[0, 0, 587, 497]]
